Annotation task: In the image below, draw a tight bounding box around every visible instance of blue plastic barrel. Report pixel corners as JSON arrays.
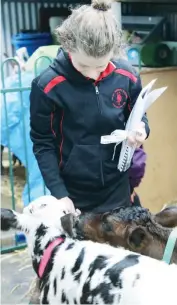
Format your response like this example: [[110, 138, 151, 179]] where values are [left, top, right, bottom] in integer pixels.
[[15, 232, 26, 244], [12, 32, 52, 56]]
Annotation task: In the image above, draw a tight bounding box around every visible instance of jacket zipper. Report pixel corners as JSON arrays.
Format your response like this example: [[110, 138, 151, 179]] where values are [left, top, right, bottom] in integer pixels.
[[94, 85, 104, 186], [95, 85, 102, 114]]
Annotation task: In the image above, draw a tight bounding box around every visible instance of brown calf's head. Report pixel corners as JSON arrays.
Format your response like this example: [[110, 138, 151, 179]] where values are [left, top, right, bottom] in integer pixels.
[[75, 206, 177, 263]]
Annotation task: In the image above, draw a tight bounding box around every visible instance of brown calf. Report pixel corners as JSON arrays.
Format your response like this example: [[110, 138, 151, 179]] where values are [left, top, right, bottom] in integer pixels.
[[74, 206, 177, 263]]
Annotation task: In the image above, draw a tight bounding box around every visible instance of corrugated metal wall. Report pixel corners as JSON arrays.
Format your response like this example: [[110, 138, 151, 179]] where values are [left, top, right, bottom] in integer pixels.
[[1, 0, 177, 59], [1, 1, 71, 58]]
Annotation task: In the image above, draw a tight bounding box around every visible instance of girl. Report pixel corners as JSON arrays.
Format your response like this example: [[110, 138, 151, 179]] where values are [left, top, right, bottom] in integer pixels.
[[30, 0, 149, 217]]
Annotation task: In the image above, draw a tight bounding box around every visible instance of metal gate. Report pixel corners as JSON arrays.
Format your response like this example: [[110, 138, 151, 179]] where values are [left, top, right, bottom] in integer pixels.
[[0, 56, 52, 253]]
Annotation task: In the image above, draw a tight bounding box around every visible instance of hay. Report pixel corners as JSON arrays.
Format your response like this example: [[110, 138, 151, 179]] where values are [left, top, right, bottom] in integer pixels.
[[1, 165, 26, 208], [26, 277, 37, 298], [10, 284, 21, 294]]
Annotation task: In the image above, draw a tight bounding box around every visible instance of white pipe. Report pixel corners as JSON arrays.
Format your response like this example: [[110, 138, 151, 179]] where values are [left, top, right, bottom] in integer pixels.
[[111, 2, 122, 29]]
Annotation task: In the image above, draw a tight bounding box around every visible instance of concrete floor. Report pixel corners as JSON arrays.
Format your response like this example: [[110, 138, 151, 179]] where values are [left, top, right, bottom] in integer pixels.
[[1, 248, 35, 304], [1, 193, 34, 304]]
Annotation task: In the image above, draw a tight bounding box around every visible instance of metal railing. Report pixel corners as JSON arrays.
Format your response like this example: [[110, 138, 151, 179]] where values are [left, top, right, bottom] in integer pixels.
[[1, 56, 52, 253]]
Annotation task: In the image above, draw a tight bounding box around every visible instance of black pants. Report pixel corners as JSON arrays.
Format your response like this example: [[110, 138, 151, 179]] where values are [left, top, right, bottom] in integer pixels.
[[131, 192, 142, 207]]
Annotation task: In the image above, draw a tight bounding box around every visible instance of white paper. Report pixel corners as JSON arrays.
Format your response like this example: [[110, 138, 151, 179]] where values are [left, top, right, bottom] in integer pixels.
[[100, 79, 167, 172]]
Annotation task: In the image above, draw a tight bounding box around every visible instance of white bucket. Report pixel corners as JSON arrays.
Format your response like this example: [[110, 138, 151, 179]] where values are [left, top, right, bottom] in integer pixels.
[[49, 16, 65, 33], [111, 2, 122, 28]]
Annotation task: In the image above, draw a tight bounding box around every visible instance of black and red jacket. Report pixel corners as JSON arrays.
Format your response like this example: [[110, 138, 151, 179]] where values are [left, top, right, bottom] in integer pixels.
[[30, 48, 149, 213]]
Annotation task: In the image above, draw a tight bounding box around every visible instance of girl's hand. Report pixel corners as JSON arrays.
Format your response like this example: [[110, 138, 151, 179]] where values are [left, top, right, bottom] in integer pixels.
[[58, 197, 81, 216], [127, 122, 147, 147]]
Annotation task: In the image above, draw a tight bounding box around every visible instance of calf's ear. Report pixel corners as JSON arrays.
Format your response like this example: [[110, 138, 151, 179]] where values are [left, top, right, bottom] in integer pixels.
[[154, 206, 177, 228], [126, 226, 152, 251], [61, 213, 77, 237]]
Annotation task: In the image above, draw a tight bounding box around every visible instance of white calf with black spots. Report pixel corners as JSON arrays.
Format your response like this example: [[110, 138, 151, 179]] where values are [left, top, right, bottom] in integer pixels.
[[1, 196, 177, 305]]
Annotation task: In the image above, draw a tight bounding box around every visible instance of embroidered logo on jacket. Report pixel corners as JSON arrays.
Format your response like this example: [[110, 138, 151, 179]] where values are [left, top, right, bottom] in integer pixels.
[[112, 89, 128, 108]]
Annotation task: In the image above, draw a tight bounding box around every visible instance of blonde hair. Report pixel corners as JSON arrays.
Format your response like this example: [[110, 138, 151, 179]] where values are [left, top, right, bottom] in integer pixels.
[[55, 0, 122, 58]]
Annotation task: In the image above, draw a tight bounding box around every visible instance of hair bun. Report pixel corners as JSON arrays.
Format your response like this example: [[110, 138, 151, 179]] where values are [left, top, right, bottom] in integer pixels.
[[92, 0, 112, 12]]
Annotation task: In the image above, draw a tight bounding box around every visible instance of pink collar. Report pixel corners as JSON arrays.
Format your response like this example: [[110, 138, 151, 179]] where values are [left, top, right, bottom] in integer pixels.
[[38, 237, 64, 278]]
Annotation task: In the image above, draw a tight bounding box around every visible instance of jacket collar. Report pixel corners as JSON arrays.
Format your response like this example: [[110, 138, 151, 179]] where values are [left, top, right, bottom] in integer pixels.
[[52, 48, 116, 84]]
